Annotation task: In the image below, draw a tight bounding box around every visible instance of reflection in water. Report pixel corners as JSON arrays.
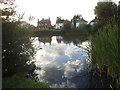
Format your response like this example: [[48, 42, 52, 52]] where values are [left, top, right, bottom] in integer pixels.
[[38, 36, 52, 45], [56, 36, 63, 43], [32, 36, 90, 88]]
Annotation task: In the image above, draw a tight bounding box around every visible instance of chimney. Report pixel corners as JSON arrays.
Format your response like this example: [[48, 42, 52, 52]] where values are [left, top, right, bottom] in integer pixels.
[[38, 19, 39, 22], [42, 18, 44, 20], [49, 17, 50, 20]]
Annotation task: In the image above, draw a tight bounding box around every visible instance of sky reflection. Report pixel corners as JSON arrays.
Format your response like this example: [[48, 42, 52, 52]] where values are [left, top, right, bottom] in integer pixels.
[[32, 36, 90, 88]]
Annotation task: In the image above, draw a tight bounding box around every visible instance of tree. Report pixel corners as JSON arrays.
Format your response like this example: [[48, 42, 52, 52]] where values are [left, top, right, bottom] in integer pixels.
[[62, 20, 71, 30], [56, 17, 65, 23], [72, 14, 82, 28], [94, 2, 117, 23], [29, 14, 35, 22], [2, 0, 35, 77], [1, 0, 16, 22], [117, 1, 120, 22]]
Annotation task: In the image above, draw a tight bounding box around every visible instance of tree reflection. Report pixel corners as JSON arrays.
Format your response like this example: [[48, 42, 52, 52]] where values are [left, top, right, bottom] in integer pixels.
[[61, 35, 88, 47]]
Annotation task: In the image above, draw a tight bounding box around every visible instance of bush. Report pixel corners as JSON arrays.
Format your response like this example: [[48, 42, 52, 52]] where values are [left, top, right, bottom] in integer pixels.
[[2, 22, 35, 77]]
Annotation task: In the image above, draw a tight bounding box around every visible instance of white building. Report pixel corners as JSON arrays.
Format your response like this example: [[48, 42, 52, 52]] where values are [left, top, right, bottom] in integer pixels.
[[55, 22, 64, 29], [54, 18, 65, 29], [76, 18, 88, 27]]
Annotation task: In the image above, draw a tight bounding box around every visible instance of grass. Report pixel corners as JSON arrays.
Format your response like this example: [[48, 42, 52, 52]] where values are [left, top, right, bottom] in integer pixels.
[[2, 75, 50, 88]]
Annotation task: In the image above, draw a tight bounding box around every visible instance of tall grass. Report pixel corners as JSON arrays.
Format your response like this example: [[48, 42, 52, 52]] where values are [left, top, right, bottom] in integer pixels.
[[89, 22, 119, 87]]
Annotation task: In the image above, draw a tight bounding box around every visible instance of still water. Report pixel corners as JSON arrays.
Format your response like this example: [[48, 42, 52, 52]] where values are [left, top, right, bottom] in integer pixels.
[[32, 36, 91, 88]]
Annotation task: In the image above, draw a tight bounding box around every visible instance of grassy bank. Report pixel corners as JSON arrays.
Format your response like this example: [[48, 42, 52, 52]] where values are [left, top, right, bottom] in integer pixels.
[[33, 29, 61, 37], [33, 28, 91, 37], [2, 75, 50, 88]]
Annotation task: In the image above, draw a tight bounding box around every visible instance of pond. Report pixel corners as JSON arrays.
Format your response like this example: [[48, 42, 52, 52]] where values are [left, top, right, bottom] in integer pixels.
[[32, 35, 91, 88]]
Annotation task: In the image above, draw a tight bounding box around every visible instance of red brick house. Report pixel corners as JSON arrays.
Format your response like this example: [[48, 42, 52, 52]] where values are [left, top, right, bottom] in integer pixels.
[[37, 18, 51, 29]]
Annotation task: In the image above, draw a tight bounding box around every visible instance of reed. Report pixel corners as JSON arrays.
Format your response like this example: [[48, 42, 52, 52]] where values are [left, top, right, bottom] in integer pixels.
[[88, 22, 119, 87]]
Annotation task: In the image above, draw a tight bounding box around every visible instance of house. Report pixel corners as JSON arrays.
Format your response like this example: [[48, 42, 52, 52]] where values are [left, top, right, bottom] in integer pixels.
[[55, 20, 65, 29], [37, 18, 51, 29], [89, 19, 97, 25], [75, 18, 88, 27]]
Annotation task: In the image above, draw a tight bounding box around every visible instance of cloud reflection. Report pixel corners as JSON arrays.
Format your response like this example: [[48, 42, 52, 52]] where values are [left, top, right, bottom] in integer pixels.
[[33, 36, 89, 88], [51, 80, 77, 88]]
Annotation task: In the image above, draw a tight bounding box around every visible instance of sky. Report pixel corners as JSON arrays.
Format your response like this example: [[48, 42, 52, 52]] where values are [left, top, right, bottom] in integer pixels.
[[15, 0, 119, 26]]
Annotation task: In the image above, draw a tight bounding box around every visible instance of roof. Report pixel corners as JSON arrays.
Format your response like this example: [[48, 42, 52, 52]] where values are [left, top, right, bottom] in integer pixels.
[[40, 19, 50, 22], [89, 19, 97, 24], [76, 18, 88, 23], [38, 18, 51, 23], [90, 19, 96, 22]]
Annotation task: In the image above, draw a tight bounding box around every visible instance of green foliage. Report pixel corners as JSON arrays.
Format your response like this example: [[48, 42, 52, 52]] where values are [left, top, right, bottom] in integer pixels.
[[56, 17, 65, 22], [2, 21, 35, 76], [72, 23, 92, 34], [78, 23, 91, 31], [94, 2, 117, 23], [2, 75, 50, 88], [92, 1, 119, 33], [62, 20, 71, 30], [89, 22, 119, 87]]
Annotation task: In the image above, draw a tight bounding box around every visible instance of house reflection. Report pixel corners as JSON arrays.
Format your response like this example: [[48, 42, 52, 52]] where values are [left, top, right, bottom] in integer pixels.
[[56, 36, 63, 43], [38, 36, 52, 45]]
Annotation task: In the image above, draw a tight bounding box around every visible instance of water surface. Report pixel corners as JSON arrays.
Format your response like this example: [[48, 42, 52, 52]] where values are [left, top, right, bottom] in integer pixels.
[[32, 36, 91, 88]]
